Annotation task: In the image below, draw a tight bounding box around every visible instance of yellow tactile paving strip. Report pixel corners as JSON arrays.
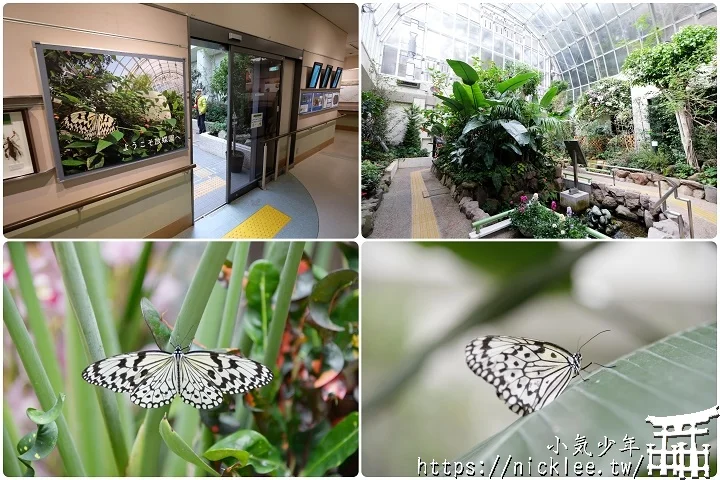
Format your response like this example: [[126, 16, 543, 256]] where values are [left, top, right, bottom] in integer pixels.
[[194, 177, 225, 199], [223, 205, 291, 239], [195, 166, 213, 179], [667, 196, 717, 224], [410, 169, 440, 238]]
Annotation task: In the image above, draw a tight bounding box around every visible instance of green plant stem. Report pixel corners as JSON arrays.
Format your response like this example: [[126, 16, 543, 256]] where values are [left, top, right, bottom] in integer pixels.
[[121, 242, 153, 351], [263, 242, 305, 368], [238, 242, 305, 428], [7, 243, 63, 392], [3, 400, 19, 448], [4, 427, 22, 476], [53, 243, 130, 473], [133, 242, 232, 477], [74, 242, 133, 450], [218, 242, 250, 346], [267, 242, 290, 271], [193, 427, 216, 477], [314, 242, 334, 271], [363, 243, 601, 416], [3, 284, 87, 476]]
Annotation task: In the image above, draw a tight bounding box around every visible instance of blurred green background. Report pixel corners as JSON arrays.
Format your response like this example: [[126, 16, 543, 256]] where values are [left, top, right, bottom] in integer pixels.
[[361, 242, 717, 476]]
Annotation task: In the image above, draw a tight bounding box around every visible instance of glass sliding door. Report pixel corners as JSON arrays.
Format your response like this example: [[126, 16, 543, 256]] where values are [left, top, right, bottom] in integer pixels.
[[227, 47, 282, 203]]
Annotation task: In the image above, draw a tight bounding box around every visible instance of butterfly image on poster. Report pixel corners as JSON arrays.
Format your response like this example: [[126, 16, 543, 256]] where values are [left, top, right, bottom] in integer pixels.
[[82, 346, 273, 409], [61, 111, 117, 140], [465, 331, 611, 416]]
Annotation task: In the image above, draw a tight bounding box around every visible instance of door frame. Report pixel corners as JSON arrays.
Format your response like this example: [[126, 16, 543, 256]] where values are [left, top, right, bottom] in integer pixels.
[[188, 19, 303, 207], [226, 46, 284, 203]]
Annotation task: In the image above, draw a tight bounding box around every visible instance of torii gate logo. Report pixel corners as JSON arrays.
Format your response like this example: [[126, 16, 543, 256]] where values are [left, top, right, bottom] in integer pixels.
[[646, 405, 718, 479]]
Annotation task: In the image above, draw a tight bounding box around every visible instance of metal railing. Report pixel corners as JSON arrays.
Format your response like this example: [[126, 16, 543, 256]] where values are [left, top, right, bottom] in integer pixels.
[[605, 165, 694, 239], [4, 164, 196, 234], [258, 115, 345, 190]]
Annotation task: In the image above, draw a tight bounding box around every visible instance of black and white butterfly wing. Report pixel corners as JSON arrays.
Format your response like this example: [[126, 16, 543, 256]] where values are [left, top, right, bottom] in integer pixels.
[[82, 351, 180, 408], [178, 352, 273, 409], [61, 111, 116, 140], [465, 336, 577, 416]]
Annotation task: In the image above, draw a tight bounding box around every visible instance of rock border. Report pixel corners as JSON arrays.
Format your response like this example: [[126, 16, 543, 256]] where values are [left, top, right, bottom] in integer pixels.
[[611, 168, 711, 201], [361, 160, 397, 237]]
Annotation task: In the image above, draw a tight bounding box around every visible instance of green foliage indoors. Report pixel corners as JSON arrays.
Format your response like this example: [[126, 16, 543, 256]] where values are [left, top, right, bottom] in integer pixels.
[[361, 160, 384, 196], [3, 242, 359, 477], [509, 197, 587, 239], [400, 105, 423, 153], [430, 58, 568, 212]]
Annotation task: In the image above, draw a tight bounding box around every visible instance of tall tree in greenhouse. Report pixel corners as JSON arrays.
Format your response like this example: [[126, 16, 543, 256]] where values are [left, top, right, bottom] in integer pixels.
[[623, 25, 717, 169]]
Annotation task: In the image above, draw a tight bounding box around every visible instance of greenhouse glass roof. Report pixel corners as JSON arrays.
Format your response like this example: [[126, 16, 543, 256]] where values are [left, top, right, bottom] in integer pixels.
[[362, 3, 717, 100], [106, 56, 185, 94]]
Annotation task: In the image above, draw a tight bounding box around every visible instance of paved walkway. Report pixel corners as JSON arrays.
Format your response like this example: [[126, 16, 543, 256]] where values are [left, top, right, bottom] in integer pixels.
[[370, 157, 471, 239], [570, 169, 717, 239]]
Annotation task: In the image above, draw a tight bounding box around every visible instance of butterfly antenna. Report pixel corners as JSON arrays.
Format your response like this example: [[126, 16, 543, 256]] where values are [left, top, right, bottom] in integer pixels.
[[577, 329, 611, 353]]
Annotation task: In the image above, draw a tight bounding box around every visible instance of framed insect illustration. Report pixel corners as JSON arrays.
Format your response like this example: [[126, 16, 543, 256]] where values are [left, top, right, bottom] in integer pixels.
[[34, 43, 188, 181], [3, 108, 37, 180]]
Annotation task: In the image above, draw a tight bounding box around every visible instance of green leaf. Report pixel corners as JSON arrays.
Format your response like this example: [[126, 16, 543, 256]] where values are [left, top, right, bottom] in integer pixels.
[[204, 430, 287, 475], [497, 72, 536, 94], [59, 93, 80, 104], [65, 141, 95, 148], [457, 323, 717, 476], [461, 117, 485, 136], [26, 394, 64, 425], [159, 416, 220, 477], [167, 118, 177, 127], [452, 82, 475, 116], [499, 119, 530, 146], [470, 83, 489, 108], [300, 412, 359, 476], [141, 298, 172, 349], [309, 270, 358, 332], [540, 85, 559, 109], [16, 394, 65, 476], [245, 260, 280, 310], [433, 94, 463, 113], [61, 159, 86, 167], [95, 139, 112, 153], [108, 130, 124, 143], [446, 59, 479, 85]]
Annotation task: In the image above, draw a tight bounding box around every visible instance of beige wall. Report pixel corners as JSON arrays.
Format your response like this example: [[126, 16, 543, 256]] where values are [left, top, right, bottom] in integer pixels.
[[3, 3, 192, 237]]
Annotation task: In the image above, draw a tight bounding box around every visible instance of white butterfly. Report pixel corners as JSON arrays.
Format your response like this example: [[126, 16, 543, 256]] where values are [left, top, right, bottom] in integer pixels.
[[465, 331, 610, 416], [61, 111, 116, 140], [82, 346, 273, 409]]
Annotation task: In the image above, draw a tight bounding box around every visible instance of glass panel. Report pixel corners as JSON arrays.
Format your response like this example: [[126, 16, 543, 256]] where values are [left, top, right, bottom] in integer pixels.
[[454, 41, 468, 62], [469, 21, 482, 43], [381, 45, 398, 74], [480, 48, 493, 62], [455, 15, 469, 37], [468, 44, 481, 60], [672, 4, 694, 22], [578, 38, 592, 62], [598, 3, 618, 21], [585, 4, 606, 29], [441, 12, 454, 35], [228, 51, 281, 199], [585, 61, 598, 83], [652, 4, 675, 28], [615, 3, 631, 15], [570, 69, 580, 88], [606, 19, 624, 45], [481, 27, 493, 50], [596, 57, 607, 78], [494, 34, 504, 55], [398, 51, 408, 77], [569, 42, 583, 65], [596, 25, 614, 52], [604, 52, 619, 75], [505, 39, 514, 58], [614, 46, 629, 70], [577, 65, 588, 86]]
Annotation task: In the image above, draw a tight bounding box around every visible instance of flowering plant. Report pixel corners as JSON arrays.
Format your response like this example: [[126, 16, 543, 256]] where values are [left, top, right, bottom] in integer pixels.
[[509, 195, 587, 239]]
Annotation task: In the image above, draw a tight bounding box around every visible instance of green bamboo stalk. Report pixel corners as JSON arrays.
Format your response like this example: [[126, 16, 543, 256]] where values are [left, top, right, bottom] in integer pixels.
[[132, 241, 232, 477], [7, 243, 63, 392], [74, 242, 133, 450], [3, 427, 22, 476], [120, 242, 153, 351], [53, 243, 129, 473], [217, 242, 250, 347], [313, 242, 334, 271], [3, 285, 87, 476]]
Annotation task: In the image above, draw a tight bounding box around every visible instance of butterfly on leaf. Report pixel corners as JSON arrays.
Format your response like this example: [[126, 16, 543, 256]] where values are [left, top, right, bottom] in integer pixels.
[[82, 346, 273, 409], [61, 111, 116, 140], [465, 331, 611, 416]]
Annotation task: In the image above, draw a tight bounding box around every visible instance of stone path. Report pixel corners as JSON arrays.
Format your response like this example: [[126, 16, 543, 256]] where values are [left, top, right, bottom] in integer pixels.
[[370, 157, 471, 238], [568, 169, 717, 239]]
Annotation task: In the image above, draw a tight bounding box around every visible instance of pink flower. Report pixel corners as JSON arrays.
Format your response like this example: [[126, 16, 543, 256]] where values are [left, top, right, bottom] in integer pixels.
[[551, 201, 557, 211], [520, 195, 528, 204], [518, 204, 526, 213]]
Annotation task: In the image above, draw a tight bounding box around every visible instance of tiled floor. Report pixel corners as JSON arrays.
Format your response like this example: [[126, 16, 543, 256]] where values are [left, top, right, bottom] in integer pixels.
[[180, 129, 358, 239], [290, 130, 359, 238], [192, 146, 251, 220]]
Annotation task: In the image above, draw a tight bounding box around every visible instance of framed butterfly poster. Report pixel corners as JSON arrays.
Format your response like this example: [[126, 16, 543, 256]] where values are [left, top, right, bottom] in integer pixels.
[[34, 43, 188, 180]]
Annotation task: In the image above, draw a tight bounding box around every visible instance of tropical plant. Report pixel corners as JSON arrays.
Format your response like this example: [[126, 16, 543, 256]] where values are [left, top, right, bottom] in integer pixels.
[[434, 59, 569, 196], [400, 105, 423, 153], [3, 242, 359, 477], [623, 25, 717, 168], [509, 195, 587, 239], [361, 160, 384, 196]]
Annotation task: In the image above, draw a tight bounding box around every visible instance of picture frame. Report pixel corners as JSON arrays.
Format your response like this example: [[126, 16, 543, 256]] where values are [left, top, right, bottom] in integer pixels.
[[320, 65, 333, 88], [3, 108, 38, 181], [307, 62, 323, 88], [299, 92, 314, 114], [34, 43, 187, 181], [330, 67, 344, 88], [311, 92, 324, 112]]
